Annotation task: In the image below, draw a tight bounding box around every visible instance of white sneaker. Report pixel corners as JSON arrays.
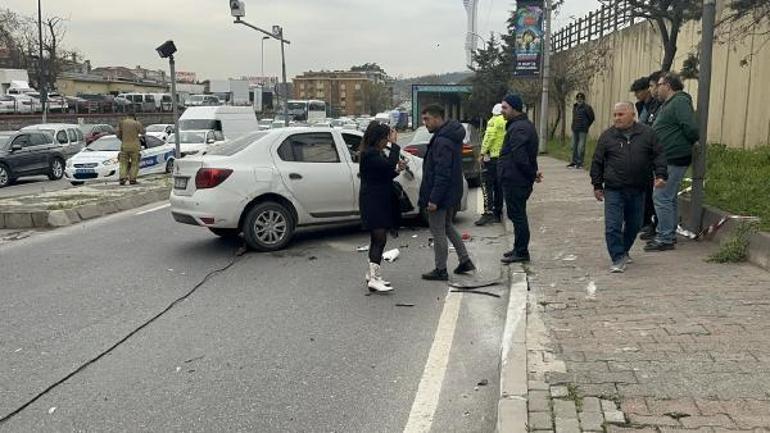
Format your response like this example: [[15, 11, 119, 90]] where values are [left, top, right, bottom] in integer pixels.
[[610, 260, 626, 273], [367, 263, 393, 292], [365, 264, 391, 286]]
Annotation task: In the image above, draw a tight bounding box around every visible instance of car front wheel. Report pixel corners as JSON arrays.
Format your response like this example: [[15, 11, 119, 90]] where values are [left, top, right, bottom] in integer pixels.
[[48, 158, 65, 180], [165, 158, 174, 174], [242, 202, 295, 252], [0, 164, 11, 188]]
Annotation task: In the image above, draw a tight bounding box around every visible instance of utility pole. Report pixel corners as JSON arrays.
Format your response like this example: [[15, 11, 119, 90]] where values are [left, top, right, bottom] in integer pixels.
[[689, 0, 716, 233], [169, 55, 180, 159], [37, 0, 48, 123], [261, 36, 269, 78], [538, 0, 552, 153]]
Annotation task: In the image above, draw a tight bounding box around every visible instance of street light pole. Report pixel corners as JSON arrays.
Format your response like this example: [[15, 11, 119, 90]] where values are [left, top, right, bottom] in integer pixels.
[[538, 0, 553, 154], [233, 17, 291, 127], [689, 0, 716, 233], [37, 0, 47, 123], [169, 55, 181, 159], [261, 36, 270, 78]]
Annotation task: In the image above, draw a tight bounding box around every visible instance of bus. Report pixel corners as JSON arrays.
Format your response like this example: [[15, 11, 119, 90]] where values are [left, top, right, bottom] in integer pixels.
[[287, 99, 326, 123]]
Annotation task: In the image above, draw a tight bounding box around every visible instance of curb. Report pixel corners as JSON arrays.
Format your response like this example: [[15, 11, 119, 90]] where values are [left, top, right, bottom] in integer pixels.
[[0, 187, 170, 229], [497, 217, 530, 433], [679, 196, 770, 270]]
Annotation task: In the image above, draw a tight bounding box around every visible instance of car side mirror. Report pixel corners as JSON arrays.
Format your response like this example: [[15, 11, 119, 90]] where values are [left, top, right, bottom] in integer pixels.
[[11, 144, 22, 151]]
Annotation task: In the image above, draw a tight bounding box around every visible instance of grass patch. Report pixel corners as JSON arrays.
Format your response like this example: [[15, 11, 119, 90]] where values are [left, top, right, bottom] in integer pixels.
[[543, 139, 769, 232], [567, 383, 583, 411], [708, 220, 761, 263]]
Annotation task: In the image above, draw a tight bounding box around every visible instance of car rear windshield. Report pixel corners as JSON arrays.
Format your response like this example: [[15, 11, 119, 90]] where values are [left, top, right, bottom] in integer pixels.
[[87, 136, 121, 151], [206, 131, 269, 156]]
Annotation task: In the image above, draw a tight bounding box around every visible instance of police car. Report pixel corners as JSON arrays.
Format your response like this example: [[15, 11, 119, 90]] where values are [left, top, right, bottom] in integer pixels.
[[64, 134, 175, 185]]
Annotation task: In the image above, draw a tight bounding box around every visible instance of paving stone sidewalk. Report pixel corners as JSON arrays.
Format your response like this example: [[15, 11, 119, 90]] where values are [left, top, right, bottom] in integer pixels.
[[523, 157, 770, 433]]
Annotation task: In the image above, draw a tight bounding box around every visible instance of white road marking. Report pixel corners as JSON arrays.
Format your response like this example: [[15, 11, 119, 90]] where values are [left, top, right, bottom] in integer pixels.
[[403, 291, 463, 433], [135, 203, 170, 215]]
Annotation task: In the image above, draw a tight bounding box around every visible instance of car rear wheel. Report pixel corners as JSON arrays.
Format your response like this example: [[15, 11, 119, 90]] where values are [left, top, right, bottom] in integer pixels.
[[48, 158, 65, 180], [0, 164, 11, 188], [242, 202, 295, 252], [209, 228, 240, 239], [165, 158, 174, 174]]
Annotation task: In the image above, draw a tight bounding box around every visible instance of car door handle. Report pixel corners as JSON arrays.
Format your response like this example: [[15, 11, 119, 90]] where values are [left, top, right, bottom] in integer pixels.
[[289, 173, 303, 180]]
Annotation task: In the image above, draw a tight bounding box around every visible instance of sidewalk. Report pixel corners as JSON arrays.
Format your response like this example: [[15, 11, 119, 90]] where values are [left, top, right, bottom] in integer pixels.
[[512, 157, 770, 433]]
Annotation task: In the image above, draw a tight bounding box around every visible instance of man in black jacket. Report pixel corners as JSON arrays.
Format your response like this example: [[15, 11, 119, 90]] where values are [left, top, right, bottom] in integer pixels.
[[498, 94, 541, 264], [418, 104, 475, 281], [590, 102, 667, 273], [567, 92, 595, 169]]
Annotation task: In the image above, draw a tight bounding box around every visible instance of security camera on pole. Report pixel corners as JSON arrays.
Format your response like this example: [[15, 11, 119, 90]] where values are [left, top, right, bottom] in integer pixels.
[[229, 0, 291, 127], [156, 40, 181, 160]]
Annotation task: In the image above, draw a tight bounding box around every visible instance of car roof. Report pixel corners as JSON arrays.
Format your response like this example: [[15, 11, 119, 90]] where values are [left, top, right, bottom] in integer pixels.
[[21, 123, 81, 130]]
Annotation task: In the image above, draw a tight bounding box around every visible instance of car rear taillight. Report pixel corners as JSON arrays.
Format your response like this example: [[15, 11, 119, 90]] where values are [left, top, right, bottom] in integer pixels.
[[462, 143, 474, 156], [404, 146, 420, 156], [195, 168, 233, 189]]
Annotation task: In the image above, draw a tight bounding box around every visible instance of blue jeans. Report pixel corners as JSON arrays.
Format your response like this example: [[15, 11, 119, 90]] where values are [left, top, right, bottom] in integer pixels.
[[571, 132, 588, 166], [604, 188, 644, 263], [653, 164, 688, 244]]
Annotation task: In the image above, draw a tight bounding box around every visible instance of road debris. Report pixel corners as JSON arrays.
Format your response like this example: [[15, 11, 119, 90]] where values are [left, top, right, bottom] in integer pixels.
[[308, 256, 317, 261], [450, 289, 501, 298], [48, 407, 56, 415], [461, 232, 471, 241], [562, 255, 578, 261], [382, 249, 400, 262], [395, 303, 415, 307], [356, 245, 370, 252], [184, 355, 205, 364], [585, 281, 597, 299], [477, 379, 489, 386]]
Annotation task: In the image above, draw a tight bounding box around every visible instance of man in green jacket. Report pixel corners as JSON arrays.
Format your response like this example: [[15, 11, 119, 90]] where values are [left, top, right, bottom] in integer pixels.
[[645, 72, 699, 252], [475, 103, 506, 226]]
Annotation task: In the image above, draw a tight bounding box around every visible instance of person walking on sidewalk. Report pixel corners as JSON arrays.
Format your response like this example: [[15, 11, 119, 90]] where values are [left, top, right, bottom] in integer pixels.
[[631, 71, 663, 240], [116, 113, 144, 185], [498, 94, 541, 265], [475, 103, 505, 226], [418, 105, 475, 281], [359, 122, 407, 293], [645, 72, 699, 252], [590, 102, 667, 273], [567, 92, 595, 169]]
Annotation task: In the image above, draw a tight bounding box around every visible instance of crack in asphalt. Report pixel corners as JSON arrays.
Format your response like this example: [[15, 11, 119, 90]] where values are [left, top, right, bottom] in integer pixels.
[[0, 248, 246, 425]]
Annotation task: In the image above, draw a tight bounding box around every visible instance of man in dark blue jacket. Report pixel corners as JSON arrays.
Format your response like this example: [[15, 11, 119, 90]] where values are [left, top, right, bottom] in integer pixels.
[[418, 104, 475, 281], [498, 94, 540, 264]]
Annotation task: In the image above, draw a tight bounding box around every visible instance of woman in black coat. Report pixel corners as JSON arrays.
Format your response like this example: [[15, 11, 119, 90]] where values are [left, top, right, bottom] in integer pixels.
[[359, 122, 406, 293]]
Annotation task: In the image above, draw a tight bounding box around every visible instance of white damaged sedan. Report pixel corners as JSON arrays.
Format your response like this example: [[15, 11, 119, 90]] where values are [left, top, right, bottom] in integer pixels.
[[65, 134, 175, 185], [170, 127, 468, 251]]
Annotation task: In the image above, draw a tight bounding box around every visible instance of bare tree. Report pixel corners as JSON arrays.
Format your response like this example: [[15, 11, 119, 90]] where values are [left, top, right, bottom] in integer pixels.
[[718, 0, 770, 66], [600, 0, 701, 72]]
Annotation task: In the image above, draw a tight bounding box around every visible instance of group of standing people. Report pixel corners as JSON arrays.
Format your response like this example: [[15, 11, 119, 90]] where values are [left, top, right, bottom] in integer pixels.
[[359, 96, 542, 293], [590, 71, 699, 272]]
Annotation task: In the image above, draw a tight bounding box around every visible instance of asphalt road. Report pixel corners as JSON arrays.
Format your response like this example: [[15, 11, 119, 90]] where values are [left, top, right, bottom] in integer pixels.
[[0, 188, 512, 432]]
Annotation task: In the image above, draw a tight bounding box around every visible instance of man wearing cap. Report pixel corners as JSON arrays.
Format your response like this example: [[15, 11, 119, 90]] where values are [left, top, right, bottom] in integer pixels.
[[567, 92, 595, 169], [498, 94, 540, 264], [475, 103, 506, 226]]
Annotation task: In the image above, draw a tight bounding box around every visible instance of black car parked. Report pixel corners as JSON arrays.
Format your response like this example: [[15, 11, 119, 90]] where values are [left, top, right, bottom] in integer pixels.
[[0, 131, 68, 187]]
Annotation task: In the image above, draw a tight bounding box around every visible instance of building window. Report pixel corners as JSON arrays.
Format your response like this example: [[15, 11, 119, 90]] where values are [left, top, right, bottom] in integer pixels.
[[341, 91, 346, 98], [300, 83, 305, 89], [340, 84, 346, 90], [300, 91, 305, 98], [355, 84, 361, 90]]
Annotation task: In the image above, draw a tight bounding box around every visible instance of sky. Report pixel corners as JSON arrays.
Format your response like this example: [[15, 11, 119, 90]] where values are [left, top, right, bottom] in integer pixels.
[[5, 0, 601, 80]]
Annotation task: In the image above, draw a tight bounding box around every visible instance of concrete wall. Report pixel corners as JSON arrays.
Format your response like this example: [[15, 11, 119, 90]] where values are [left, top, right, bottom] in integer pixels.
[[0, 113, 177, 132], [556, 4, 770, 149]]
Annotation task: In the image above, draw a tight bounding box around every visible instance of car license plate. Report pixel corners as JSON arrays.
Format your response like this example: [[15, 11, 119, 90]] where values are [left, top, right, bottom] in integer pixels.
[[174, 177, 189, 189], [75, 168, 95, 174]]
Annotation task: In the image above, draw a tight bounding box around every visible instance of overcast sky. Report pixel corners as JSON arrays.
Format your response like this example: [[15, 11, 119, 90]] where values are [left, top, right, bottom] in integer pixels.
[[6, 0, 600, 80]]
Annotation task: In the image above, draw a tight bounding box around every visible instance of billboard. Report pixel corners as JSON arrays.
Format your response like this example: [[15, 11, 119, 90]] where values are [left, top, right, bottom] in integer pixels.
[[175, 71, 197, 83], [513, 0, 544, 77]]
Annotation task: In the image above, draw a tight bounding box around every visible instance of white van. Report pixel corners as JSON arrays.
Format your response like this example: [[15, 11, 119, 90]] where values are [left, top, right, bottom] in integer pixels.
[[178, 106, 258, 140]]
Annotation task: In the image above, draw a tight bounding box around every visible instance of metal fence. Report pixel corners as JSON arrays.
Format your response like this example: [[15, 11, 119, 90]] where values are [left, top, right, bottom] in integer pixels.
[[552, 1, 640, 53]]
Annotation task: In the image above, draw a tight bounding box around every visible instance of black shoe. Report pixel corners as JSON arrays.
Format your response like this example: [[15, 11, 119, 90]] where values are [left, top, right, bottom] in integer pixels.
[[639, 230, 655, 241], [575, 164, 583, 169], [474, 214, 494, 226], [454, 260, 476, 275], [501, 254, 530, 264], [566, 163, 576, 168], [129, 180, 139, 185], [119, 180, 126, 186], [644, 241, 675, 252], [503, 249, 515, 258], [422, 268, 449, 281]]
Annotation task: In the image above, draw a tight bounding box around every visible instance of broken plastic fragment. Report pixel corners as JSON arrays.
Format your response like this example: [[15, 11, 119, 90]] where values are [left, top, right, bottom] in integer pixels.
[[585, 281, 597, 299], [356, 245, 370, 252], [412, 234, 418, 238], [48, 407, 56, 415], [562, 255, 578, 261], [395, 303, 415, 307], [382, 249, 400, 262]]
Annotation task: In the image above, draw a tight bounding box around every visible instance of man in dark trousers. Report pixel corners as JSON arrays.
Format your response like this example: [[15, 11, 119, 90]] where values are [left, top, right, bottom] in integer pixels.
[[567, 92, 595, 169], [498, 94, 540, 264], [418, 104, 475, 281], [631, 72, 663, 239], [590, 102, 667, 273]]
